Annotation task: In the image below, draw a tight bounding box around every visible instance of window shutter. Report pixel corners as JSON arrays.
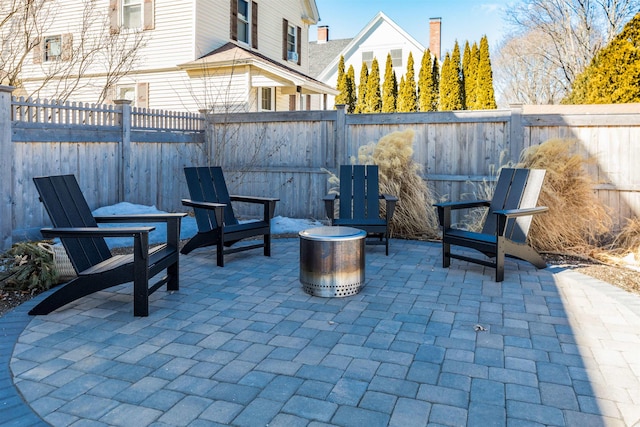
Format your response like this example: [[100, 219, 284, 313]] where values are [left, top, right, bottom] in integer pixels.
[[289, 94, 296, 111], [230, 0, 238, 41], [33, 39, 42, 64], [282, 18, 288, 60], [109, 0, 120, 34], [143, 0, 155, 30], [137, 82, 149, 108], [296, 26, 301, 65], [61, 33, 73, 61], [251, 1, 258, 49]]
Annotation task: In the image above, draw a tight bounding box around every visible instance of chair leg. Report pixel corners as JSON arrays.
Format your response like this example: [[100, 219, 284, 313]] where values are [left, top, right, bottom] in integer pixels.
[[264, 233, 271, 257], [495, 238, 505, 282], [217, 228, 224, 267], [167, 260, 179, 291], [442, 241, 451, 268], [133, 267, 150, 317]]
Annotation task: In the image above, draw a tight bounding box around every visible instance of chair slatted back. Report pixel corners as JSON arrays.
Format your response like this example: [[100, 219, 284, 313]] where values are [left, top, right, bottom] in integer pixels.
[[184, 167, 239, 231], [482, 168, 546, 243], [33, 175, 112, 273], [339, 165, 380, 220]]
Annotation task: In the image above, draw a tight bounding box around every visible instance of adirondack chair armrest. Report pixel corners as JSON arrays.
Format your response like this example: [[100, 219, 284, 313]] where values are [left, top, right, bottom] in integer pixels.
[[434, 200, 491, 210], [40, 226, 155, 239], [230, 195, 279, 221], [94, 213, 187, 223], [230, 195, 279, 204], [435, 200, 491, 227], [181, 199, 226, 211], [493, 206, 549, 218], [381, 194, 398, 220], [181, 198, 226, 229], [323, 194, 338, 221]]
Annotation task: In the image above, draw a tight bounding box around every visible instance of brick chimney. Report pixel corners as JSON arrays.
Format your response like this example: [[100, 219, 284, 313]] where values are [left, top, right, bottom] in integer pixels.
[[317, 25, 329, 43], [429, 17, 441, 61]]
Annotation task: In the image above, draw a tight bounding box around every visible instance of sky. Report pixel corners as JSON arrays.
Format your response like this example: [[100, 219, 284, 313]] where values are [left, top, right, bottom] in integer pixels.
[[310, 0, 515, 54]]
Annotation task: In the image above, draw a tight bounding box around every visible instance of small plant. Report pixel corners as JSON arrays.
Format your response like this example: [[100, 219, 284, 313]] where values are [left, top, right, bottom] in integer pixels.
[[0, 242, 59, 293]]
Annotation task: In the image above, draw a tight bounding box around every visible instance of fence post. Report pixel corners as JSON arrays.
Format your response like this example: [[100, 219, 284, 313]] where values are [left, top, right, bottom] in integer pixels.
[[0, 86, 14, 251], [335, 104, 347, 165], [114, 99, 132, 203], [509, 103, 524, 160]]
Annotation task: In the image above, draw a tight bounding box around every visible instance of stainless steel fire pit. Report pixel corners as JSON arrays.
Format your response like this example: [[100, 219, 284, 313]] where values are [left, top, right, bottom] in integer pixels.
[[299, 226, 366, 297]]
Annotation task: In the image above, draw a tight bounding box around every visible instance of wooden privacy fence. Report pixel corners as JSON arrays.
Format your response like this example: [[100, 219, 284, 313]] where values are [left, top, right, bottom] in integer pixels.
[[2, 84, 640, 250]]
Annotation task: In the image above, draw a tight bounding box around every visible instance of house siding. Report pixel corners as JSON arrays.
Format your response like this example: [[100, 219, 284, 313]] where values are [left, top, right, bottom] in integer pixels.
[[13, 0, 327, 112]]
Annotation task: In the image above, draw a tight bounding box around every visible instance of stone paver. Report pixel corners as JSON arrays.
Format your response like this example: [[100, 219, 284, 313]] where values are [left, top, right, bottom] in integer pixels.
[[1, 238, 639, 426]]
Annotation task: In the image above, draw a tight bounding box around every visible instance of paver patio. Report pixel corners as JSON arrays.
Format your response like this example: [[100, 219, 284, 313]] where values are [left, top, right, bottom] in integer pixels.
[[2, 238, 640, 426]]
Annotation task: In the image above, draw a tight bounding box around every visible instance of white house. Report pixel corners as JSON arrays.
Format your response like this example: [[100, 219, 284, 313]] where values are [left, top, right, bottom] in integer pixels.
[[15, 0, 336, 112], [309, 12, 441, 109]]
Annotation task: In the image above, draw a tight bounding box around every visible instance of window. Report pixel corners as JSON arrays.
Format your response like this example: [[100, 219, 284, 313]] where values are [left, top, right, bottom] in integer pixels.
[[44, 36, 62, 62], [287, 25, 297, 60], [237, 0, 249, 43], [391, 49, 402, 67], [362, 51, 373, 69], [110, 0, 154, 33], [123, 0, 142, 29], [282, 19, 300, 64], [231, 0, 258, 48], [259, 87, 274, 111], [118, 86, 136, 102]]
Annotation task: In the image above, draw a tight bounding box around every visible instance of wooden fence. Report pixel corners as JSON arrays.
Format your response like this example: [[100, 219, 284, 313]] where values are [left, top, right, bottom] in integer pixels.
[[2, 84, 640, 250]]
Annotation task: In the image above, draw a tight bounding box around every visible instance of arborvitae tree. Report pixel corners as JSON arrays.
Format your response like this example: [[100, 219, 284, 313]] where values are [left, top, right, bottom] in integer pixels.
[[463, 41, 480, 109], [418, 49, 433, 111], [431, 55, 440, 111], [355, 63, 369, 113], [565, 12, 640, 104], [335, 55, 348, 107], [365, 57, 382, 112], [475, 35, 497, 109], [439, 44, 464, 111], [398, 52, 417, 112], [382, 53, 397, 112], [397, 76, 407, 111], [462, 41, 471, 109], [345, 65, 357, 113], [452, 41, 465, 109]]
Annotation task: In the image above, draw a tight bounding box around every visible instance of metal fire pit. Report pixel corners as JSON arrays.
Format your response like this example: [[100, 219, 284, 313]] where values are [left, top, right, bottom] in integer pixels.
[[299, 226, 366, 297]]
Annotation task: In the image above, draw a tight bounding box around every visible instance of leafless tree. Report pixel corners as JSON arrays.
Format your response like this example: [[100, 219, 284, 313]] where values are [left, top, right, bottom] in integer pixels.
[[0, 0, 147, 103], [495, 0, 640, 104], [493, 30, 566, 105]]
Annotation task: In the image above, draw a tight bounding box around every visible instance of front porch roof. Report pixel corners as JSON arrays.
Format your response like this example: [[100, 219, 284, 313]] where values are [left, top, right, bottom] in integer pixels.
[[178, 43, 338, 96]]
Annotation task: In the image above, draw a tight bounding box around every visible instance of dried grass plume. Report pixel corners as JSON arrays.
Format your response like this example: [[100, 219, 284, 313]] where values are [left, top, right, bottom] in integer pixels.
[[517, 138, 612, 254]]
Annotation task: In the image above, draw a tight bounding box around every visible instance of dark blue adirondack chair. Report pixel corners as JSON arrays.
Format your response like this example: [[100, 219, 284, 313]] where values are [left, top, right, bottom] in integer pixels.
[[434, 168, 548, 281], [31, 175, 186, 316], [323, 165, 398, 255], [181, 166, 279, 267]]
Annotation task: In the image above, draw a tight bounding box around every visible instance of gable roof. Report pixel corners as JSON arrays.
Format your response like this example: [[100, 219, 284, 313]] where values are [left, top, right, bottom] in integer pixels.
[[178, 42, 337, 95], [308, 38, 352, 78], [313, 11, 427, 83]]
